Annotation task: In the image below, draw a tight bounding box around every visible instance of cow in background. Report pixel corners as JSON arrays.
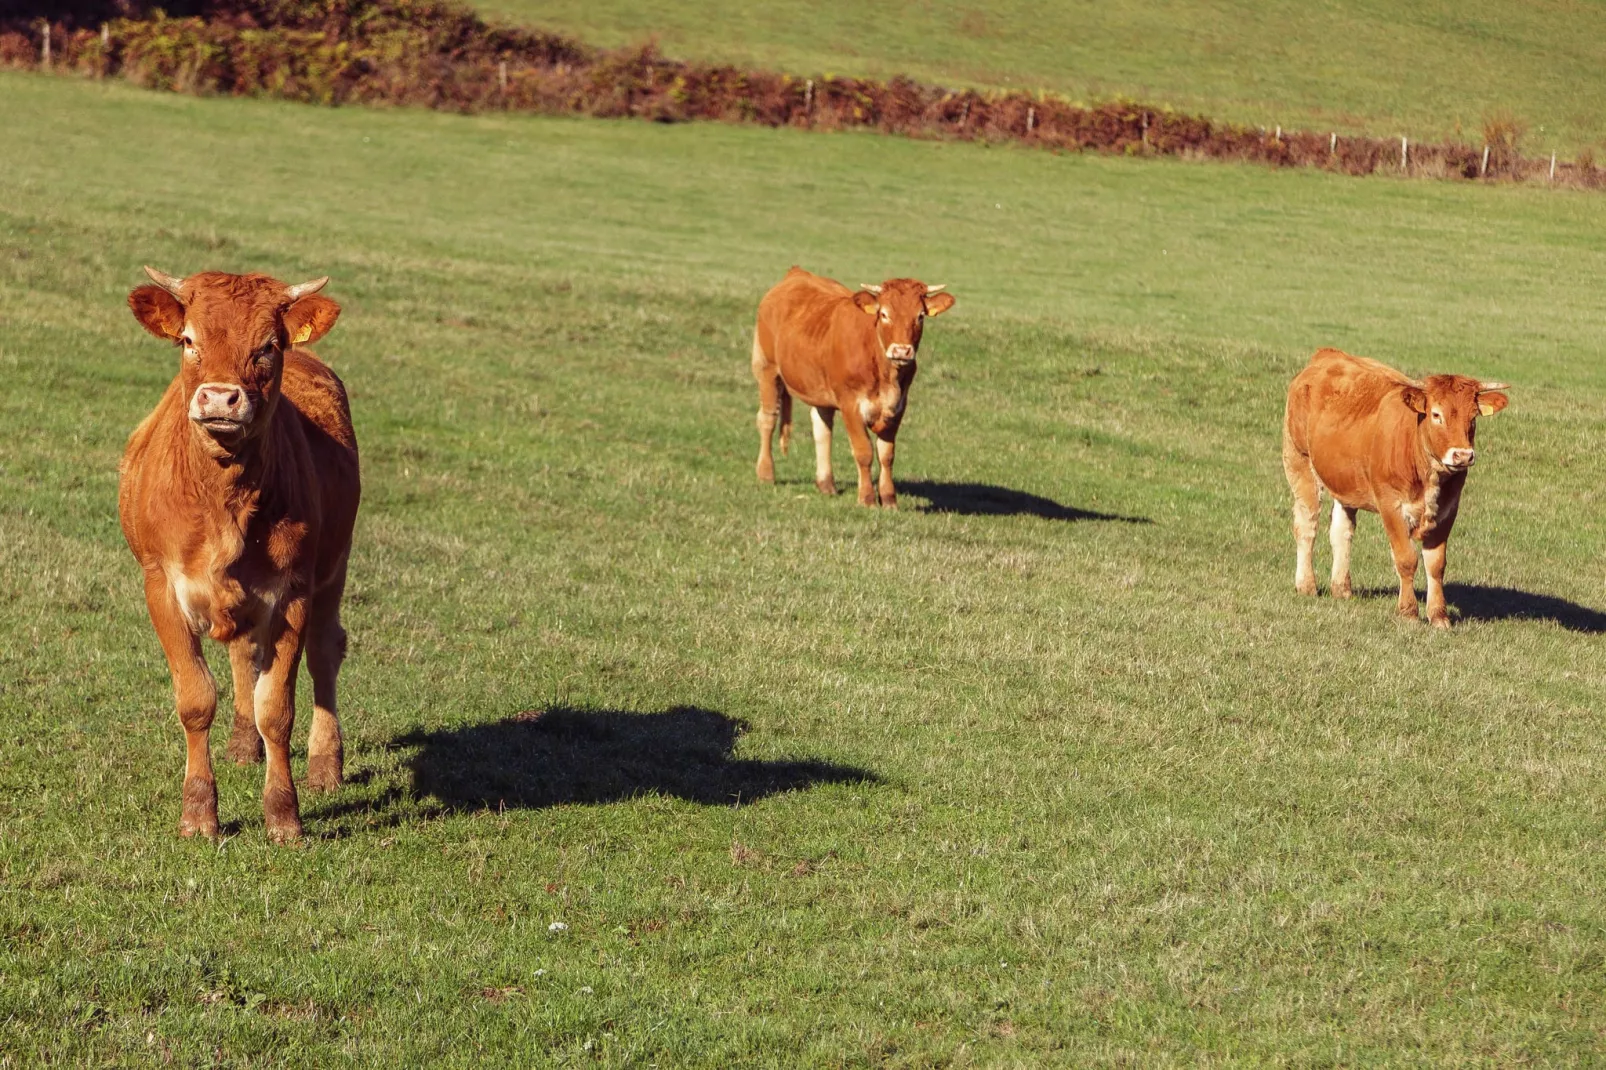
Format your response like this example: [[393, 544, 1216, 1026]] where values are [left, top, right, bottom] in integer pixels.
[[751, 267, 954, 507], [1282, 348, 1508, 628], [120, 267, 360, 841]]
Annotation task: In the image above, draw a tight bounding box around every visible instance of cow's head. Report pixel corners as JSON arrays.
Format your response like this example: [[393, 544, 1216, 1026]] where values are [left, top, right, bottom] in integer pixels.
[[1401, 374, 1509, 472], [129, 268, 340, 455], [852, 279, 955, 366]]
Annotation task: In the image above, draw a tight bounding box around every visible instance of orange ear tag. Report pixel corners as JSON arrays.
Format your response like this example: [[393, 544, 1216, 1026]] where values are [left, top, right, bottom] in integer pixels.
[[1479, 402, 1496, 416], [292, 324, 313, 344]]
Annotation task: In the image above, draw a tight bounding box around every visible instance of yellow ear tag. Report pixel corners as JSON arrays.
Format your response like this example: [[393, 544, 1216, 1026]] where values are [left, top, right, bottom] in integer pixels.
[[292, 324, 313, 345], [1479, 402, 1496, 416]]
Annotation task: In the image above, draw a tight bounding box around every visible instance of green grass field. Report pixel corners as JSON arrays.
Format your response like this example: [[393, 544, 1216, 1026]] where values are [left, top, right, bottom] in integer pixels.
[[5, 68, 1606, 1063], [471, 0, 1606, 157]]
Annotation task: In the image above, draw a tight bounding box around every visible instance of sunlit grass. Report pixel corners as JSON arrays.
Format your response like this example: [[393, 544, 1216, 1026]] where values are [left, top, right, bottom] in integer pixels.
[[3, 71, 1606, 1063]]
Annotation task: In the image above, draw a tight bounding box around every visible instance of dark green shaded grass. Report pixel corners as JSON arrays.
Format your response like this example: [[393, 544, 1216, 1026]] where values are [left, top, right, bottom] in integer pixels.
[[3, 72, 1606, 1063], [469, 0, 1606, 156]]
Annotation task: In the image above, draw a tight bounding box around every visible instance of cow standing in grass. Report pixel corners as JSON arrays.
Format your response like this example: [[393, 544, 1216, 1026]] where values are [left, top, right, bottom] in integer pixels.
[[751, 267, 954, 507], [1282, 348, 1508, 628], [120, 268, 360, 841]]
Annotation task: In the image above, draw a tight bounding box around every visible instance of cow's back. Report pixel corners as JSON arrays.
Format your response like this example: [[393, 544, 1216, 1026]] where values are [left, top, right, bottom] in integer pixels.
[[283, 349, 360, 589], [1286, 348, 1418, 508], [756, 268, 865, 404]]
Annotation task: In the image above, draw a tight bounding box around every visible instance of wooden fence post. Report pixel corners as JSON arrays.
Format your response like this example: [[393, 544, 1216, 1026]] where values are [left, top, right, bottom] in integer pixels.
[[1481, 145, 1490, 177], [1400, 136, 1408, 172], [1026, 106, 1035, 134], [38, 19, 51, 68], [1551, 153, 1557, 182], [498, 60, 508, 95], [1329, 132, 1336, 154], [805, 78, 814, 118]]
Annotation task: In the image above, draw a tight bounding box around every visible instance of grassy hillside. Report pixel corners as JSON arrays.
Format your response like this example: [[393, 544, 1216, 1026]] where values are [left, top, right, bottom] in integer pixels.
[[470, 0, 1606, 156], [5, 69, 1606, 1063]]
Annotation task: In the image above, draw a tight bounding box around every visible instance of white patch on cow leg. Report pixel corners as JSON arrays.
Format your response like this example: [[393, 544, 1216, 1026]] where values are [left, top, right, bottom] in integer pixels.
[[1329, 502, 1357, 598], [1292, 489, 1319, 596], [811, 407, 835, 492]]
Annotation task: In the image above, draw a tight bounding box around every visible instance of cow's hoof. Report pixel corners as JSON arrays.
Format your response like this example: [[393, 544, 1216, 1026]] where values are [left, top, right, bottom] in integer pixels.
[[881, 498, 898, 510], [1295, 578, 1317, 597], [756, 468, 774, 485], [1429, 614, 1452, 630], [815, 478, 836, 496], [306, 755, 343, 793], [1397, 606, 1420, 622], [1330, 580, 1352, 600], [181, 776, 219, 838], [266, 821, 304, 844], [227, 730, 263, 765]]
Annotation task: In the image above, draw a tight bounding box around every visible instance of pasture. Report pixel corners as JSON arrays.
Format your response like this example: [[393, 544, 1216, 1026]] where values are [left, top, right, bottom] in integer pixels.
[[470, 0, 1606, 157], [4, 68, 1606, 1063]]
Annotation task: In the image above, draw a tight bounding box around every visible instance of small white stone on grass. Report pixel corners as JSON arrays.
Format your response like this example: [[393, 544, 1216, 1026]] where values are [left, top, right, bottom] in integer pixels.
[[548, 921, 568, 933]]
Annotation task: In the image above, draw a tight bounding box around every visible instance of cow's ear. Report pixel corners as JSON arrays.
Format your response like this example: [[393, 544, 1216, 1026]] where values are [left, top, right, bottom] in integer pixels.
[[284, 295, 341, 346], [852, 291, 878, 314], [129, 285, 185, 341], [1477, 390, 1508, 417], [923, 292, 955, 317], [1400, 386, 1428, 415]]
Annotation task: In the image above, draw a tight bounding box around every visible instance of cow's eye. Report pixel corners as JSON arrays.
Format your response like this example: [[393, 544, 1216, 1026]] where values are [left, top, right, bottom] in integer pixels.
[[181, 336, 195, 349], [1431, 410, 1444, 423]]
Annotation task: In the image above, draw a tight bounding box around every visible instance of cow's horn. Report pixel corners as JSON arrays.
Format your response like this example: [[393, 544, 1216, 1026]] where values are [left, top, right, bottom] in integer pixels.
[[142, 266, 187, 299], [925, 284, 946, 295], [859, 283, 882, 295], [1478, 380, 1509, 391], [284, 276, 330, 302]]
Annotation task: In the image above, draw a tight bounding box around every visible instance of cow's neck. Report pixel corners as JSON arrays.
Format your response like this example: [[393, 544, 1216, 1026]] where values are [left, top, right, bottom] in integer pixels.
[[175, 412, 271, 524]]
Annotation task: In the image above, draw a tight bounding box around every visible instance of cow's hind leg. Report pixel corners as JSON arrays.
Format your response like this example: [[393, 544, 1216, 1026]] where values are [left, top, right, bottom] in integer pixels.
[[1379, 509, 1421, 621], [1329, 502, 1359, 599], [304, 568, 349, 793], [225, 637, 263, 764], [143, 573, 219, 838], [811, 406, 837, 495], [1282, 442, 1321, 596], [752, 332, 783, 484]]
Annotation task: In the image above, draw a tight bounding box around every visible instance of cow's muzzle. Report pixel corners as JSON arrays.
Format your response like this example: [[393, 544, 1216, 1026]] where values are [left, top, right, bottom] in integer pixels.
[[1441, 448, 1476, 470], [885, 344, 916, 365], [189, 382, 254, 435]]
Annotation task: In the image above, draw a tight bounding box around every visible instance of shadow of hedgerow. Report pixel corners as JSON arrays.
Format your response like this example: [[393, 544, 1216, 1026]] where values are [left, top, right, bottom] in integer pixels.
[[363, 706, 877, 813]]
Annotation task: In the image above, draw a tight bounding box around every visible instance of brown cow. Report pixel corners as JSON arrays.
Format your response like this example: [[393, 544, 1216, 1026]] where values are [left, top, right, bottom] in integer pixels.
[[1282, 348, 1508, 628], [120, 268, 360, 841], [751, 267, 954, 507]]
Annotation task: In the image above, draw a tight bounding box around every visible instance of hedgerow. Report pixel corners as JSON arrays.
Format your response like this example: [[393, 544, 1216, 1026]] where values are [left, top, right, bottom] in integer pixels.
[[3, 0, 1596, 188]]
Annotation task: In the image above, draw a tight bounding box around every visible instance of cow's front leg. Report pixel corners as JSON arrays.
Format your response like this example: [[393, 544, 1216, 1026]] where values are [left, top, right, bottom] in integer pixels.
[[143, 572, 219, 838], [839, 406, 878, 506], [875, 434, 897, 509], [1379, 509, 1420, 621], [1423, 537, 1451, 629], [226, 636, 263, 764], [254, 599, 309, 842], [810, 406, 837, 495]]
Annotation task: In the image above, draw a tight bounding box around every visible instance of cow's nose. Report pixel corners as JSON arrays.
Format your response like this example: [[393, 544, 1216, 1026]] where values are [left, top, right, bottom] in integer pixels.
[[192, 382, 248, 420], [199, 385, 241, 409], [886, 344, 915, 362], [1445, 448, 1475, 468]]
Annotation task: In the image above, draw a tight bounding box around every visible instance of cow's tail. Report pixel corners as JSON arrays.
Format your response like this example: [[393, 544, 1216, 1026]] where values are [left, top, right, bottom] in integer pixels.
[[779, 390, 793, 455]]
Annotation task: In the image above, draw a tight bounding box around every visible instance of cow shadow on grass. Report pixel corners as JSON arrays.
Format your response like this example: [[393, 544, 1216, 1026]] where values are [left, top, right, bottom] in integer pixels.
[[346, 706, 876, 816], [898, 480, 1151, 524], [1350, 583, 1606, 633]]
